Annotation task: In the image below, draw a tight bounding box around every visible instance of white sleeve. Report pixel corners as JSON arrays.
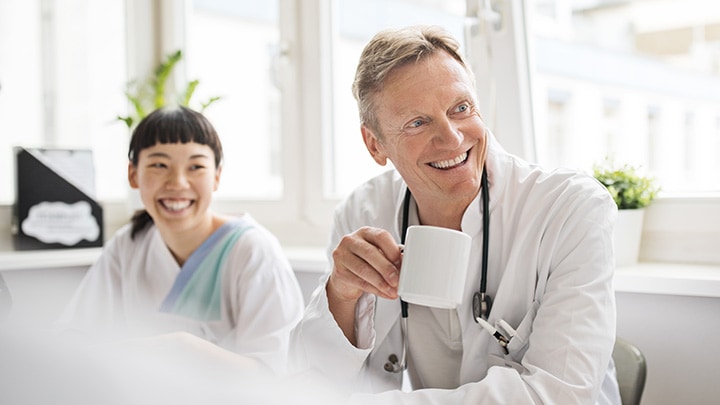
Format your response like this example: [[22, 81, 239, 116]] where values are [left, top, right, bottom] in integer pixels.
[[219, 227, 304, 375], [289, 182, 406, 396], [54, 233, 126, 337], [289, 274, 376, 389]]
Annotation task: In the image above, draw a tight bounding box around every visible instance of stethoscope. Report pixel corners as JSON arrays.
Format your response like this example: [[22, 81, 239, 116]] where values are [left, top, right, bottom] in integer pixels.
[[385, 166, 497, 373]]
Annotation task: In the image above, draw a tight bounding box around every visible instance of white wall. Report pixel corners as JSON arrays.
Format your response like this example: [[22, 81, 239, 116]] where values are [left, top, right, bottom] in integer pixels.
[[616, 291, 720, 405], [1, 267, 87, 328]]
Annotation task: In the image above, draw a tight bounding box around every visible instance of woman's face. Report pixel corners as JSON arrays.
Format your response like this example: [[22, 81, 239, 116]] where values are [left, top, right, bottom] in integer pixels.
[[128, 142, 220, 234]]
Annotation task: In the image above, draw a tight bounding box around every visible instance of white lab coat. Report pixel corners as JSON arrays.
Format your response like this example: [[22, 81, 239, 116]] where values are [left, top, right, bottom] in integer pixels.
[[290, 136, 621, 404]]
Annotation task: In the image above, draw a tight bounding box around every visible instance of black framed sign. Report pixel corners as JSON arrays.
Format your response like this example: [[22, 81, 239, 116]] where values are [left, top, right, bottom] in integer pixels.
[[13, 147, 103, 250]]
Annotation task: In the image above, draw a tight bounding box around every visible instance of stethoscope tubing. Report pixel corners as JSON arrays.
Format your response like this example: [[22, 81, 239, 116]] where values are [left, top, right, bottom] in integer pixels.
[[385, 166, 490, 373]]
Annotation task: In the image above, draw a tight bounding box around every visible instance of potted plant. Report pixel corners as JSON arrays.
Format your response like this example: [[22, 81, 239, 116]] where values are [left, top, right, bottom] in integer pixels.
[[593, 160, 660, 267], [117, 49, 220, 129]]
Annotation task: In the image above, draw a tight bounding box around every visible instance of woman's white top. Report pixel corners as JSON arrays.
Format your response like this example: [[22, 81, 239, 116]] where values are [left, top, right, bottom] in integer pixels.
[[57, 214, 304, 374]]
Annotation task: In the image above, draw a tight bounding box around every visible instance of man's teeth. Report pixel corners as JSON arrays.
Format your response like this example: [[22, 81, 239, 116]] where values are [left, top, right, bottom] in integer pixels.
[[163, 200, 191, 211], [430, 152, 468, 169]]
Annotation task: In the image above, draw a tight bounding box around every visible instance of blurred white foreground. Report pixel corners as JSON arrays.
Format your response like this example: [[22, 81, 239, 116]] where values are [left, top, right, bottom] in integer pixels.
[[0, 322, 345, 405]]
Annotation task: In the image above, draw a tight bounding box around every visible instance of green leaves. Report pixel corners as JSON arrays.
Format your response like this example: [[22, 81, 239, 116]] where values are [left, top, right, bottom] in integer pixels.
[[593, 160, 660, 209], [117, 50, 221, 129]]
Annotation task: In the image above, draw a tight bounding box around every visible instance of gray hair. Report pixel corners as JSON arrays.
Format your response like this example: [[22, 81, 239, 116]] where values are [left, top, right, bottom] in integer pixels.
[[351, 25, 474, 135]]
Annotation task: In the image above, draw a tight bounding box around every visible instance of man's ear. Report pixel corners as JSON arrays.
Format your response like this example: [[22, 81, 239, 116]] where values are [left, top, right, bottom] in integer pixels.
[[128, 162, 139, 189], [362, 126, 388, 166]]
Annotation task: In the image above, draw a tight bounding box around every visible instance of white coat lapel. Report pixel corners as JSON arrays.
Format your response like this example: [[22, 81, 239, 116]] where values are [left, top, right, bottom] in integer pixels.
[[373, 296, 401, 347]]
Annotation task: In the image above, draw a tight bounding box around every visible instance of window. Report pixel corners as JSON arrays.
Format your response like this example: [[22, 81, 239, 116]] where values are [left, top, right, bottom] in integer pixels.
[[528, 0, 720, 193], [0, 0, 127, 204], [473, 0, 720, 264], [4, 0, 718, 263], [186, 0, 283, 200], [0, 1, 43, 205], [544, 94, 571, 168]]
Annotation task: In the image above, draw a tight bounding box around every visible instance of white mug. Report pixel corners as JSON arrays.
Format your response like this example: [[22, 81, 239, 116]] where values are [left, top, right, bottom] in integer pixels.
[[398, 225, 472, 309]]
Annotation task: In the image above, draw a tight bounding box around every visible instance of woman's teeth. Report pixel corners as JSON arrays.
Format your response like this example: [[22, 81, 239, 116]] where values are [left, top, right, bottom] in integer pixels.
[[430, 152, 468, 169], [162, 200, 192, 211]]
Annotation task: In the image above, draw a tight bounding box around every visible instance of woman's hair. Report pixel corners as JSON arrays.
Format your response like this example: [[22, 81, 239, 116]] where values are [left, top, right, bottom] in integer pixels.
[[128, 105, 223, 239], [351, 25, 474, 136]]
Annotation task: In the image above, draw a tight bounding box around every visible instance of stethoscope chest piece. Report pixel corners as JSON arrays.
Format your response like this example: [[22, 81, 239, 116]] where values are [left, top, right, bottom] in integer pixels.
[[473, 291, 492, 322]]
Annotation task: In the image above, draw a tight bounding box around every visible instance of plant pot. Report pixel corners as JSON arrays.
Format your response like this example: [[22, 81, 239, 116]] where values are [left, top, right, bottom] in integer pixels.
[[612, 208, 645, 267]]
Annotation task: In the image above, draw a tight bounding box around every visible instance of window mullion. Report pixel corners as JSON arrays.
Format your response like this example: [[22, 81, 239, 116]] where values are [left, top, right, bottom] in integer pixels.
[[295, 0, 336, 232], [465, 0, 536, 161]]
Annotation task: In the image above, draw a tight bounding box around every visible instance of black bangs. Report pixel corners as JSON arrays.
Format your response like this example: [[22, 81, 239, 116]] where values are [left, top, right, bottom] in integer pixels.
[[128, 105, 223, 167]]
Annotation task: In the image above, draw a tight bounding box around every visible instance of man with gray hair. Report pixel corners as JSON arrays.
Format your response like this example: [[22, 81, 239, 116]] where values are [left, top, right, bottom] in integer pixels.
[[291, 25, 621, 404]]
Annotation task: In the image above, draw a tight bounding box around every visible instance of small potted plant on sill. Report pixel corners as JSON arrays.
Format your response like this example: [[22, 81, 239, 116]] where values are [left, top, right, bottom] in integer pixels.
[[117, 49, 220, 129], [593, 159, 660, 267]]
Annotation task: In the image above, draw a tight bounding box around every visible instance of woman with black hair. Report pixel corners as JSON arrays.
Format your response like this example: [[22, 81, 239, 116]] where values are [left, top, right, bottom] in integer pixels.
[[57, 106, 303, 375]]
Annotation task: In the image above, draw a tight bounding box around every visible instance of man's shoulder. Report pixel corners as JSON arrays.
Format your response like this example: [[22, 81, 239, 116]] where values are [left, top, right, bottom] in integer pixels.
[[503, 156, 603, 195], [539, 166, 607, 197], [333, 169, 403, 232], [343, 169, 403, 205], [495, 156, 613, 212]]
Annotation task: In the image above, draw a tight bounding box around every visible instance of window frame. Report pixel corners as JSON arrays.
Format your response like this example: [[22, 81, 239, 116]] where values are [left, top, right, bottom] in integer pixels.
[[119, 0, 336, 247], [121, 0, 720, 263], [466, 0, 720, 265], [4, 0, 714, 265]]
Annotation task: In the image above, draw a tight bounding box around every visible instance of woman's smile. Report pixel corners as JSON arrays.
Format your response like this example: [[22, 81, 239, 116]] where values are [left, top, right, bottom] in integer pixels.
[[159, 198, 194, 212]]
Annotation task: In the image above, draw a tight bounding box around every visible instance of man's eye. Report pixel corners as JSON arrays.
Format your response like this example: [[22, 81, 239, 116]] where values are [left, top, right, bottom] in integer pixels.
[[456, 103, 469, 113], [408, 119, 424, 128]]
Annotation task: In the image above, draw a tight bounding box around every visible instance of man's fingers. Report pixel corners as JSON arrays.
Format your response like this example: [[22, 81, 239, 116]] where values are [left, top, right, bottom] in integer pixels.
[[332, 242, 395, 300], [330, 227, 403, 300], [352, 227, 402, 285]]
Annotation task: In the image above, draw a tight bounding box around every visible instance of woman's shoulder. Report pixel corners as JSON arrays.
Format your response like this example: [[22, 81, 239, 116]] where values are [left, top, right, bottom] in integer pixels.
[[106, 221, 155, 244], [89, 222, 162, 275], [220, 214, 283, 253], [101, 222, 160, 259], [216, 215, 293, 277]]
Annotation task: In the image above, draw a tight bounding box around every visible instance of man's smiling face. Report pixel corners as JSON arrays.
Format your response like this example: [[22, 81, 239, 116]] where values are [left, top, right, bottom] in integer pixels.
[[362, 50, 489, 209]]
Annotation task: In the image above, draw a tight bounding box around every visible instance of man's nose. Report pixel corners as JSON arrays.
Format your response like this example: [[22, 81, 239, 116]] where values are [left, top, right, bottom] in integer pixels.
[[433, 118, 463, 148]]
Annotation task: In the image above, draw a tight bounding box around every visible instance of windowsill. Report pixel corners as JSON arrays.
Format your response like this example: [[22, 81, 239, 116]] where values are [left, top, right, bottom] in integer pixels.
[[0, 243, 329, 275], [1, 240, 718, 298], [613, 262, 720, 298], [0, 246, 103, 272]]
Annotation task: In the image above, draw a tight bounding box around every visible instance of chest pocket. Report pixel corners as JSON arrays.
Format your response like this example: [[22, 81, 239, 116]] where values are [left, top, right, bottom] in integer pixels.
[[487, 300, 540, 373]]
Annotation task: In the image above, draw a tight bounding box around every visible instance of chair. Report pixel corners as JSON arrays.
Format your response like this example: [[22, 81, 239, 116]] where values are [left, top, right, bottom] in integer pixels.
[[612, 338, 647, 405]]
